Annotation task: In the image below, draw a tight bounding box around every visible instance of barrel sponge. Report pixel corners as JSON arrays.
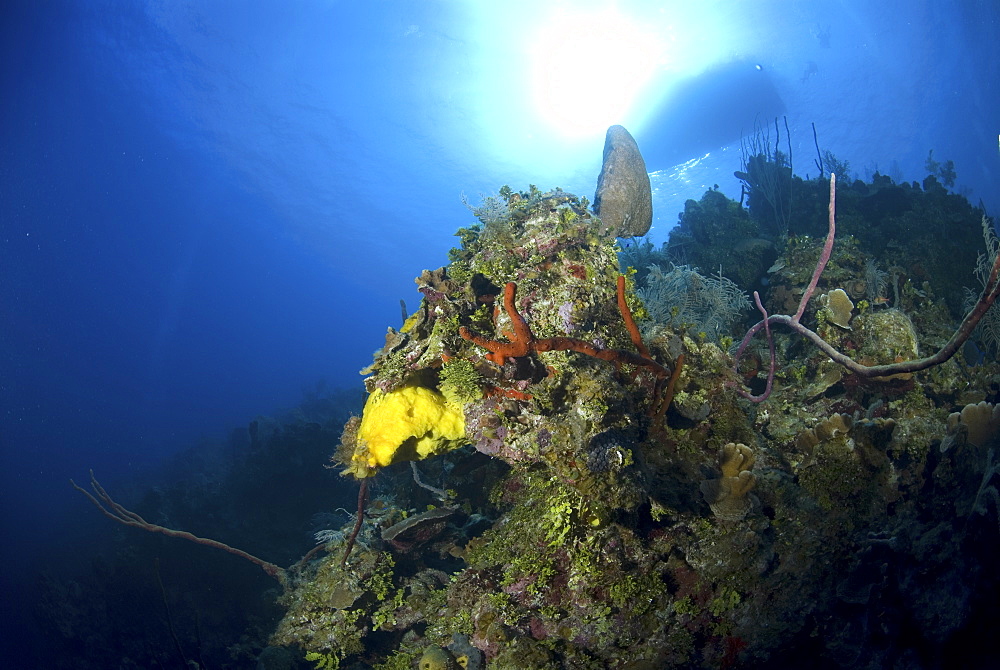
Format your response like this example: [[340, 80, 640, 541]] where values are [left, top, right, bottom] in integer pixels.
[[352, 385, 467, 473]]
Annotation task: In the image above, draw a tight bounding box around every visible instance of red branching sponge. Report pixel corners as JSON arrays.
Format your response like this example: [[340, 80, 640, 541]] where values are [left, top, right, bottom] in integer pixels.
[[460, 275, 683, 419]]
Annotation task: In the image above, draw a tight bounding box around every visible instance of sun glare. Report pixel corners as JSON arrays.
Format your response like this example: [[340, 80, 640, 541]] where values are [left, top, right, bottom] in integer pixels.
[[526, 7, 665, 138]]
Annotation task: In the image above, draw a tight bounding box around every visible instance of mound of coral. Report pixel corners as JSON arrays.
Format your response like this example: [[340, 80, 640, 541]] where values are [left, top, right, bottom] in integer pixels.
[[269, 177, 1000, 670]]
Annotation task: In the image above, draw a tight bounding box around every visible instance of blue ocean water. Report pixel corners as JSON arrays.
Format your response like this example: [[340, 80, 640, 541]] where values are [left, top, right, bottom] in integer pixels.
[[2, 0, 999, 666]]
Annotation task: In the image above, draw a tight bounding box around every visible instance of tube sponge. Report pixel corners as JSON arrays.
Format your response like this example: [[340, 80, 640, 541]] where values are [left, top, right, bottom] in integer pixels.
[[349, 385, 467, 476]]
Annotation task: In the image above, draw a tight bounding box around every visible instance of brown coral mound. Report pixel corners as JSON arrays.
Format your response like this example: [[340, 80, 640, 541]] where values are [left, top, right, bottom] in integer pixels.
[[700, 442, 757, 521], [941, 401, 1000, 451]]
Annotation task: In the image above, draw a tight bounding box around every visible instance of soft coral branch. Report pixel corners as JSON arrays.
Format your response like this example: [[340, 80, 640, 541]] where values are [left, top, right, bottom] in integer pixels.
[[732, 174, 1000, 401], [72, 470, 288, 586]]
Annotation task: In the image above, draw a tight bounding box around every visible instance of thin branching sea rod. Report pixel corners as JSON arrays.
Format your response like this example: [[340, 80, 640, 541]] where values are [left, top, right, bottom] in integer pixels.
[[731, 174, 1000, 402]]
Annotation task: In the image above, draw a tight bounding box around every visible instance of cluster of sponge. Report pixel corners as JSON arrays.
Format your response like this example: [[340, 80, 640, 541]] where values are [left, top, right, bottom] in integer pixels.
[[342, 385, 467, 479]]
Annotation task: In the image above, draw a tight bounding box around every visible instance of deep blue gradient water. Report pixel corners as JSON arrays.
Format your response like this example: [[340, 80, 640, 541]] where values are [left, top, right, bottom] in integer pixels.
[[2, 0, 999, 664]]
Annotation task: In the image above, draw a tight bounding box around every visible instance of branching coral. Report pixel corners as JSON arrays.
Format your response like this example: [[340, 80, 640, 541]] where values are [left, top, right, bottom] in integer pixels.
[[733, 174, 1000, 401]]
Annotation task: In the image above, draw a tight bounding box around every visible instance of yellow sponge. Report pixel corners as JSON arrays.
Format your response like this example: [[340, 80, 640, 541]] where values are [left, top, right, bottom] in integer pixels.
[[350, 385, 466, 476]]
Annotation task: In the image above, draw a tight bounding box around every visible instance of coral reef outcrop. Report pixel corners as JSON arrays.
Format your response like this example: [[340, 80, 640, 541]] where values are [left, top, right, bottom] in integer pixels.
[[267, 152, 1000, 669]]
